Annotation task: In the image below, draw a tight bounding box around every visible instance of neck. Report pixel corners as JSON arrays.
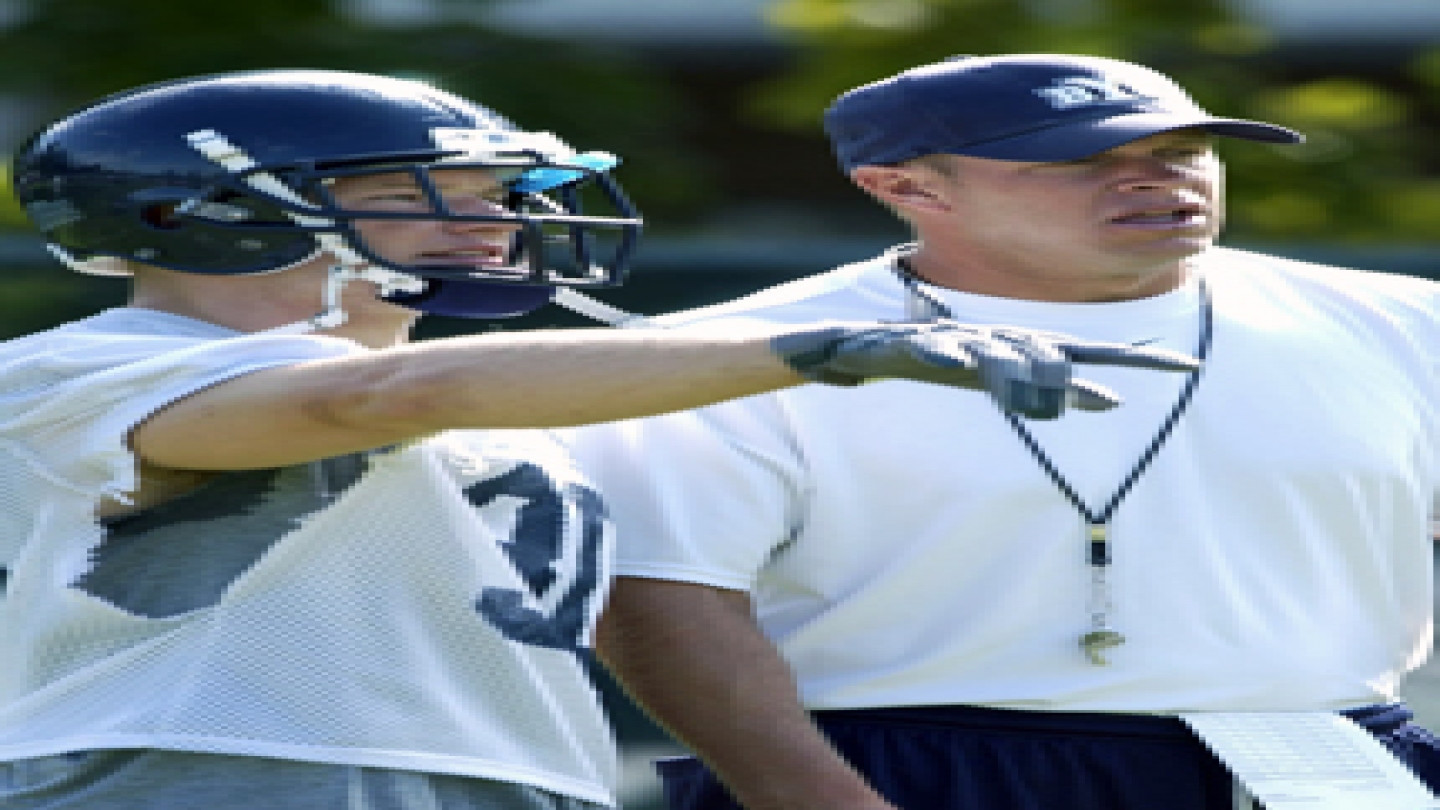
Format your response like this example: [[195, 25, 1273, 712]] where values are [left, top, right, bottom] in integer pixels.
[[129, 271, 417, 349], [900, 248, 1195, 304]]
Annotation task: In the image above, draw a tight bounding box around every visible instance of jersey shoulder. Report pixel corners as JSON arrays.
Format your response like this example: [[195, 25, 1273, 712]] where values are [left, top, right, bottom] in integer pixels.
[[1209, 247, 1437, 326], [1212, 246, 1437, 300]]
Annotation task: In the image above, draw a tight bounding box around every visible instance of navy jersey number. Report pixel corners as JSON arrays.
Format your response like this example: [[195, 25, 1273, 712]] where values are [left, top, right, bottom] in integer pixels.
[[464, 462, 607, 653]]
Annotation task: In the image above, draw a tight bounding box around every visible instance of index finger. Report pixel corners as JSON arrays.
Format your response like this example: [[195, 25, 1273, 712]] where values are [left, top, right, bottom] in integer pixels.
[[1061, 341, 1200, 373]]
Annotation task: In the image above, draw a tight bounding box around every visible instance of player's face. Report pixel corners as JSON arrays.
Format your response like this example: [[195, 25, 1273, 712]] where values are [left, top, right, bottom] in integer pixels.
[[926, 129, 1223, 297], [328, 167, 524, 275]]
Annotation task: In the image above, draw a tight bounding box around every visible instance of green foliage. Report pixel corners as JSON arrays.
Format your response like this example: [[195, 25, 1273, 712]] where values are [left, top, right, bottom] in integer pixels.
[[0, 0, 708, 219], [0, 268, 128, 340], [756, 0, 1440, 243], [0, 164, 24, 228], [2, 0, 1434, 247]]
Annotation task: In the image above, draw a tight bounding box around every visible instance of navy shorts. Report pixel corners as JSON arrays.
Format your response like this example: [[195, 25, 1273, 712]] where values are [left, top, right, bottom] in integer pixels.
[[656, 703, 1440, 810]]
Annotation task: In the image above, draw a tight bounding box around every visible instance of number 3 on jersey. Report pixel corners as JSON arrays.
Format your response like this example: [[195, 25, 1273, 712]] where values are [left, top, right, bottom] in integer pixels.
[[464, 462, 607, 654]]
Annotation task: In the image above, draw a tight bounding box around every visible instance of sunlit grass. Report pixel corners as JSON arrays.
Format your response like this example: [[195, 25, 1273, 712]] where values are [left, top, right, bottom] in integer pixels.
[[0, 164, 27, 229]]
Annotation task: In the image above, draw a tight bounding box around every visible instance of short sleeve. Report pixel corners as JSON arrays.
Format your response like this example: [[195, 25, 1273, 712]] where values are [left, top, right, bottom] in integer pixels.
[[0, 329, 363, 498], [562, 394, 805, 590]]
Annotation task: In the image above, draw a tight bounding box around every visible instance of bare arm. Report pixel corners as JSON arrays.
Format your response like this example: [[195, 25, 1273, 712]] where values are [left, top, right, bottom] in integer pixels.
[[132, 326, 804, 471], [131, 318, 1199, 472], [597, 578, 898, 810]]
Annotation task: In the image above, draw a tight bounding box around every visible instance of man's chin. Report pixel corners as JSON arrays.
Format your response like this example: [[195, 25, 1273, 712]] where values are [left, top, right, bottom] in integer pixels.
[[1121, 234, 1216, 262]]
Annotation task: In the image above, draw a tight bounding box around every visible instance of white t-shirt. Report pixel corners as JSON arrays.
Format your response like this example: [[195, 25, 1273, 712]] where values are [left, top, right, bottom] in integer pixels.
[[566, 246, 1439, 715], [0, 309, 617, 806]]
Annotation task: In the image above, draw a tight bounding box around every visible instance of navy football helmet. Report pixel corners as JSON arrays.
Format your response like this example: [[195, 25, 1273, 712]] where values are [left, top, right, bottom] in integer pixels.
[[11, 69, 643, 319]]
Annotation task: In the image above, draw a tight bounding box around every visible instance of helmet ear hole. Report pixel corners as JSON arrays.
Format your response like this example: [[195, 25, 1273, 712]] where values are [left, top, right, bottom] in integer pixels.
[[140, 203, 184, 230]]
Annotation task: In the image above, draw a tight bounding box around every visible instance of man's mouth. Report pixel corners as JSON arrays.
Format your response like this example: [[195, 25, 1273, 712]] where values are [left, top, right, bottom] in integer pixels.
[[1110, 206, 1206, 226], [419, 246, 512, 266]]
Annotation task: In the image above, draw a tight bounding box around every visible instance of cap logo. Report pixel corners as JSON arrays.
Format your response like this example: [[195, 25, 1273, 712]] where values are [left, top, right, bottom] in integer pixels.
[[1033, 77, 1154, 110]]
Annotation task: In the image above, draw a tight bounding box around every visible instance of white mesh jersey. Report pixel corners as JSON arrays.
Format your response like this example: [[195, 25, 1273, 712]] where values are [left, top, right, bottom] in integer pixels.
[[565, 246, 1439, 715], [0, 309, 616, 806]]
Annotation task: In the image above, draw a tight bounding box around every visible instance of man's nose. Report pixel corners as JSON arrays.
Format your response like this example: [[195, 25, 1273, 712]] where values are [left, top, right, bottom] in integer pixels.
[[442, 196, 521, 229], [1115, 159, 1196, 191]]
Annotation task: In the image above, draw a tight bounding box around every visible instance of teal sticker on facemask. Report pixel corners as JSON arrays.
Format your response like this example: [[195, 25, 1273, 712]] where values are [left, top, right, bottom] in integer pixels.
[[511, 152, 619, 193]]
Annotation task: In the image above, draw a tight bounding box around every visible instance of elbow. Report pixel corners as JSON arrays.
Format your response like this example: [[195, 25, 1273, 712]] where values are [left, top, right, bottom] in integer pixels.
[[300, 355, 450, 439]]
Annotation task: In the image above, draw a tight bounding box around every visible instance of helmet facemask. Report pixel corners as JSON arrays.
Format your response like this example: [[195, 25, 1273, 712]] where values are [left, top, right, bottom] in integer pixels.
[[179, 128, 641, 325]]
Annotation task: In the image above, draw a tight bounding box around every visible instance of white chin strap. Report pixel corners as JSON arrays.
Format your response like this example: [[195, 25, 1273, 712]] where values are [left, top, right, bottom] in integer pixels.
[[312, 263, 426, 329], [551, 287, 651, 328]]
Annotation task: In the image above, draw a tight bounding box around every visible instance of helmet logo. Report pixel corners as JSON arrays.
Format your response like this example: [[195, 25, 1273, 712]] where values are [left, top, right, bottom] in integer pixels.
[[430, 127, 575, 163], [430, 127, 511, 157]]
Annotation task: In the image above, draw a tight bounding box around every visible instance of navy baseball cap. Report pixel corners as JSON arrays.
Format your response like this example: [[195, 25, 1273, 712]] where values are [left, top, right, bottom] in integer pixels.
[[823, 54, 1303, 171]]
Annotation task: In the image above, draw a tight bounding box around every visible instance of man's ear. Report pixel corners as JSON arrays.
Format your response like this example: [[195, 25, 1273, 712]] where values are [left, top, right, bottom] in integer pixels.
[[849, 164, 949, 215]]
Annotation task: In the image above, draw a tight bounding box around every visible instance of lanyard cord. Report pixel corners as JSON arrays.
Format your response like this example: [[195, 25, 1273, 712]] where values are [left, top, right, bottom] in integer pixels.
[[895, 254, 1213, 663], [1001, 282, 1212, 528]]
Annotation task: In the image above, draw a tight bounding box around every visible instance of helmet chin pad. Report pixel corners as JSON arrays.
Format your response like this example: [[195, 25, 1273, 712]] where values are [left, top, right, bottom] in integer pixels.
[[381, 277, 556, 318]]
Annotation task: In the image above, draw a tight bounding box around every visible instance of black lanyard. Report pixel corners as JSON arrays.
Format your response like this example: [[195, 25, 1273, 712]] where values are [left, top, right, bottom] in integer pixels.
[[894, 254, 1213, 664]]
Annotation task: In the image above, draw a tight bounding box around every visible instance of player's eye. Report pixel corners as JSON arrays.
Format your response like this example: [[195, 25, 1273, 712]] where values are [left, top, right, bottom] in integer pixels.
[[342, 188, 432, 209], [435, 188, 512, 209]]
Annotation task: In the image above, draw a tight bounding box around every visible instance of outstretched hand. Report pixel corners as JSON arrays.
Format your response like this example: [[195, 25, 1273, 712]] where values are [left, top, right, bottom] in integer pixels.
[[771, 321, 1200, 420]]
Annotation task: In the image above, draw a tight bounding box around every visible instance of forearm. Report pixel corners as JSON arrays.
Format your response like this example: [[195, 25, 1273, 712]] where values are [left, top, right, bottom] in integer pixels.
[[133, 325, 805, 471], [346, 326, 804, 430], [598, 578, 897, 810]]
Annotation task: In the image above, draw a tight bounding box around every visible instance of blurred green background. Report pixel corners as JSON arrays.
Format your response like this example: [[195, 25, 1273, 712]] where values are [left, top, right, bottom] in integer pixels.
[[1, 0, 1437, 341], [1, 0, 1437, 805]]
